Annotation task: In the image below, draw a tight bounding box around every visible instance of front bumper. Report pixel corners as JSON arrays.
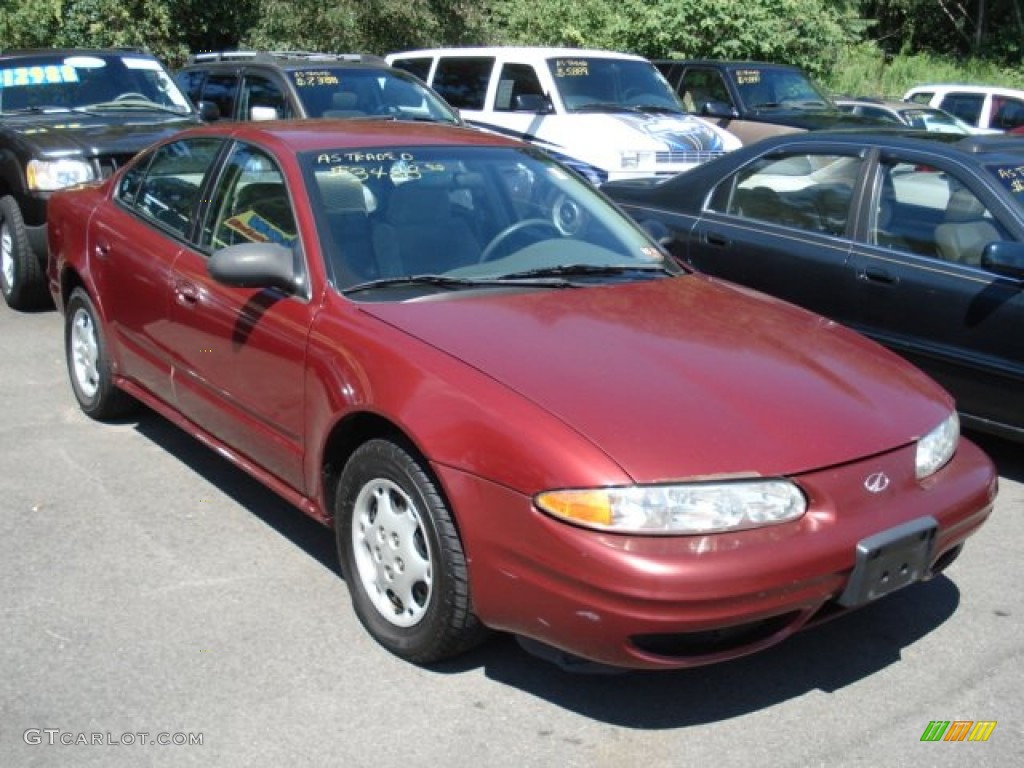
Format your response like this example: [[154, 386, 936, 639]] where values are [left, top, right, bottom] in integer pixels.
[[439, 437, 997, 670]]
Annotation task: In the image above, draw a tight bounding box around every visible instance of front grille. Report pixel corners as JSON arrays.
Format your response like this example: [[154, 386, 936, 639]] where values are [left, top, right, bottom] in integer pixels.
[[655, 150, 727, 165]]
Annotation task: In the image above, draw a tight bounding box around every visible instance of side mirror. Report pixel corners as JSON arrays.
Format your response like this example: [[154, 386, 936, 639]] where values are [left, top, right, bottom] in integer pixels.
[[512, 93, 553, 113], [981, 241, 1024, 280], [208, 242, 300, 293], [197, 100, 221, 122], [702, 100, 739, 119]]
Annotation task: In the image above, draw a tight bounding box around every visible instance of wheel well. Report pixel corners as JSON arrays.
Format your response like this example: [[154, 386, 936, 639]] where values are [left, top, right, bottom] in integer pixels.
[[320, 412, 428, 525], [60, 266, 86, 310]]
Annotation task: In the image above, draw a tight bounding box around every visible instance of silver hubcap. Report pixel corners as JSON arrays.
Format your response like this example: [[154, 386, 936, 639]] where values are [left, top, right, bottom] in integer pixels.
[[70, 307, 100, 399], [352, 479, 432, 627], [1, 221, 13, 290]]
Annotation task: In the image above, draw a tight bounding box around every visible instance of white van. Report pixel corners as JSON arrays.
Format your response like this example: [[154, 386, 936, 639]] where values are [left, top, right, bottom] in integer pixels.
[[903, 84, 1024, 132], [387, 46, 741, 183]]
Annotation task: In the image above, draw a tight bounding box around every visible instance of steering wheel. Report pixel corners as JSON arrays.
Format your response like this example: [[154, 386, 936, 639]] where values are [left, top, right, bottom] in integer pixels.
[[479, 219, 561, 263], [114, 92, 150, 102]]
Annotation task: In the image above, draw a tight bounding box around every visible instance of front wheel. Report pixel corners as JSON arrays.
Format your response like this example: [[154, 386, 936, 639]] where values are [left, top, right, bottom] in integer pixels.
[[335, 439, 487, 663], [64, 287, 135, 420], [0, 195, 49, 310]]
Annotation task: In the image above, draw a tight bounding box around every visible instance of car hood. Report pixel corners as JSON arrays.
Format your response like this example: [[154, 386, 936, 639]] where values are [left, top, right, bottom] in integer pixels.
[[361, 276, 952, 481], [743, 109, 889, 131], [1, 111, 199, 157]]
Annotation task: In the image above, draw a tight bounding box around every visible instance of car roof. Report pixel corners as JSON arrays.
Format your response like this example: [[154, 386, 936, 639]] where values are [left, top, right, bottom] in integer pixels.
[[388, 46, 647, 62], [182, 51, 390, 70], [652, 59, 803, 71], [748, 128, 1024, 160], [161, 117, 521, 152], [0, 47, 156, 60], [905, 83, 1024, 98]]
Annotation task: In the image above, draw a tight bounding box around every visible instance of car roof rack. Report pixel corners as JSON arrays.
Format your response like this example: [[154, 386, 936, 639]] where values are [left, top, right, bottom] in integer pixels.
[[187, 50, 388, 66]]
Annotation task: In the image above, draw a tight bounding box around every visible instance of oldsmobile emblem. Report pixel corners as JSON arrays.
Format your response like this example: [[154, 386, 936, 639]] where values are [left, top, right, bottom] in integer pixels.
[[864, 472, 890, 493]]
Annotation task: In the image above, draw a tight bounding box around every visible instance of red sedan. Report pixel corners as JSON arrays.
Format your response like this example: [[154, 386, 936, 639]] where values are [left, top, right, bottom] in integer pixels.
[[46, 119, 997, 670]]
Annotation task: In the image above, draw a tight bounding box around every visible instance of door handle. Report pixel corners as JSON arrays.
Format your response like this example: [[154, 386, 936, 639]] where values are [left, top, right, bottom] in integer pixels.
[[174, 281, 200, 306], [702, 231, 731, 247], [94, 240, 111, 259], [858, 266, 898, 285]]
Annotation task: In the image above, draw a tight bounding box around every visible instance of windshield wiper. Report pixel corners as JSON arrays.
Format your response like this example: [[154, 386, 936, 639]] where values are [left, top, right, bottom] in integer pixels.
[[341, 273, 575, 295], [499, 263, 676, 280], [1, 105, 70, 114], [571, 102, 639, 114]]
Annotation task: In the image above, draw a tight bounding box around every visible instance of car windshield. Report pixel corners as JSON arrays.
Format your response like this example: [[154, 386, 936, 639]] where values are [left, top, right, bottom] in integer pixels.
[[0, 52, 193, 114], [546, 57, 682, 112], [302, 144, 679, 294], [901, 108, 968, 134], [288, 68, 461, 124], [730, 67, 833, 110]]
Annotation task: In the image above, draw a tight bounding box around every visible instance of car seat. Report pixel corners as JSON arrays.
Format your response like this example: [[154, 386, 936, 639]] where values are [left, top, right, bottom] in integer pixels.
[[934, 187, 1001, 266], [371, 178, 480, 275]]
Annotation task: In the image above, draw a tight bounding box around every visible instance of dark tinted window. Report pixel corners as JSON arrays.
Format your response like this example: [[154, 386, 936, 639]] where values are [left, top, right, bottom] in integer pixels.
[[939, 92, 985, 126], [678, 69, 732, 112], [432, 57, 494, 110], [390, 57, 432, 82], [175, 69, 206, 106], [200, 72, 240, 120], [494, 63, 545, 111]]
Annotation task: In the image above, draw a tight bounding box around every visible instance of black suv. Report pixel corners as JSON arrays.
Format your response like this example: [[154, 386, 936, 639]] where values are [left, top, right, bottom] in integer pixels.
[[1, 48, 200, 309], [653, 60, 889, 145], [174, 51, 462, 125]]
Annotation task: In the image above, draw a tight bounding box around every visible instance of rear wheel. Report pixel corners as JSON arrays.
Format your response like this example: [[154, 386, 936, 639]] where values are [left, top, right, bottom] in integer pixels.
[[0, 195, 48, 310], [64, 287, 135, 420], [335, 438, 487, 663]]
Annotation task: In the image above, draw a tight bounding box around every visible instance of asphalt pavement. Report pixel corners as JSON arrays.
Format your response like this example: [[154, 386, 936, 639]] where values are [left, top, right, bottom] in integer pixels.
[[1, 298, 1021, 767]]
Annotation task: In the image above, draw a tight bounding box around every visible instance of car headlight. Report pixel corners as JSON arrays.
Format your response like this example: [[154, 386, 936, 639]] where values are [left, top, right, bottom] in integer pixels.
[[536, 480, 807, 535], [916, 412, 959, 479], [27, 158, 96, 191]]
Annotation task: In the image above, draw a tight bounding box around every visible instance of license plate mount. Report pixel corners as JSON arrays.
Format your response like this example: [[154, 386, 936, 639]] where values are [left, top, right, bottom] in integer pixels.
[[838, 516, 938, 608]]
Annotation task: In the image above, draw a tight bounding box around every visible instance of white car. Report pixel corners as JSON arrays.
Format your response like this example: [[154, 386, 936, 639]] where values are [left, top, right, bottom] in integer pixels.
[[903, 84, 1024, 132], [387, 46, 742, 184]]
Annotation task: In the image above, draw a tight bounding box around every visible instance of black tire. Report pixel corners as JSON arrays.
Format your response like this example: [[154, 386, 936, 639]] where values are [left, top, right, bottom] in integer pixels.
[[64, 287, 135, 420], [335, 438, 487, 663], [0, 195, 49, 310]]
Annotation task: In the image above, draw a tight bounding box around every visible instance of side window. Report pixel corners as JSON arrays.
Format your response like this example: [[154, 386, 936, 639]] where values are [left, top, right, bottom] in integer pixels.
[[867, 161, 1007, 267], [240, 74, 292, 121], [709, 152, 862, 236], [432, 56, 494, 110], [939, 92, 984, 126], [124, 138, 222, 238], [200, 72, 240, 121], [679, 69, 731, 113], [390, 57, 432, 83], [906, 91, 934, 106], [203, 144, 297, 252], [991, 96, 1024, 131], [494, 63, 546, 111]]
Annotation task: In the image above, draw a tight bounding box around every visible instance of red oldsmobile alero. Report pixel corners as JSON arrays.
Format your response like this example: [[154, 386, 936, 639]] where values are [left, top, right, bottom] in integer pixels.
[[46, 119, 997, 670]]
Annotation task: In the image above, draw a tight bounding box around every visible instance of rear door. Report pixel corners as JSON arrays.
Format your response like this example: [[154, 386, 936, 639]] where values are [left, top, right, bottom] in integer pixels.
[[685, 144, 866, 323]]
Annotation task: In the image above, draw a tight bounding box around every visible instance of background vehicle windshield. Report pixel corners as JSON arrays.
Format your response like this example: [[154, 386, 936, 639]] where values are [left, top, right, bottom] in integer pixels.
[[546, 57, 681, 112], [731, 67, 832, 110], [288, 68, 461, 123], [303, 145, 673, 290], [0, 52, 192, 113]]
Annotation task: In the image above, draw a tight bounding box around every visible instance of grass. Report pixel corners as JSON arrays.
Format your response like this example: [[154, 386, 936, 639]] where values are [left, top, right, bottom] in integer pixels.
[[820, 43, 1024, 100]]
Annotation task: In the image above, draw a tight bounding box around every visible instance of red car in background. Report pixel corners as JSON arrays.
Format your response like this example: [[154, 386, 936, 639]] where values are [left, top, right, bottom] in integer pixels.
[[46, 119, 997, 671]]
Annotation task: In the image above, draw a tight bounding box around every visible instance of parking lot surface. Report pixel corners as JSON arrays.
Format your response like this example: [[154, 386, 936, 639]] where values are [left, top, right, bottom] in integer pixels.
[[1, 300, 1021, 767]]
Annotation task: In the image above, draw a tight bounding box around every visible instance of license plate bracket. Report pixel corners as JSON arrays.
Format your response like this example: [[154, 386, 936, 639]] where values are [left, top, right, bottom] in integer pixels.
[[838, 516, 938, 608]]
